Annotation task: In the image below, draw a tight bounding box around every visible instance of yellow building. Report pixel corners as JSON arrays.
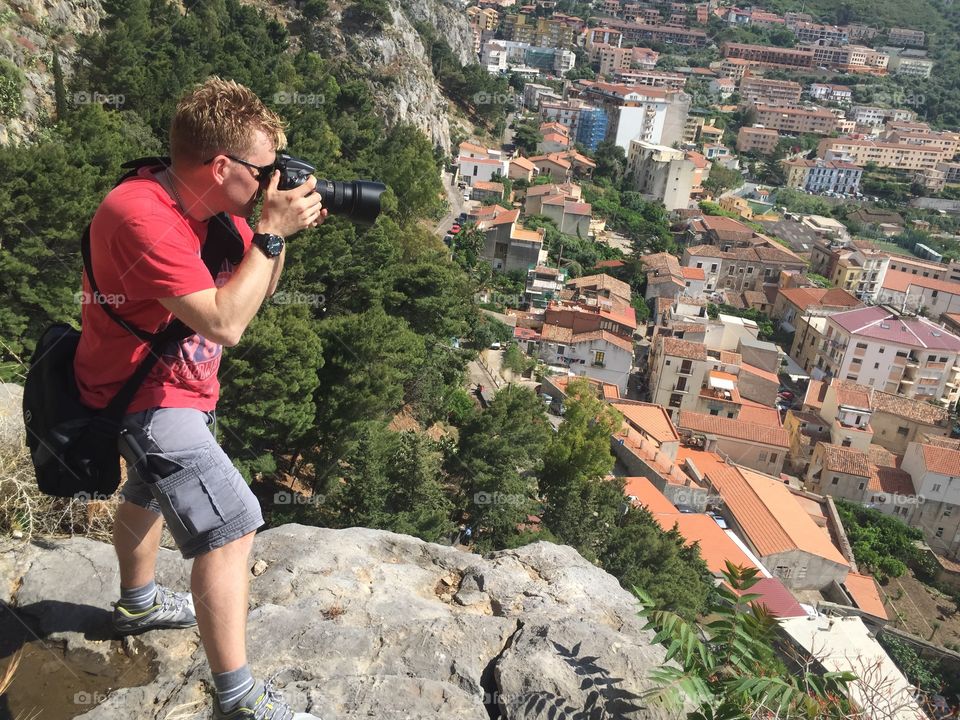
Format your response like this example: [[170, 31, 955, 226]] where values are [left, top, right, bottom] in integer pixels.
[[467, 6, 500, 31], [719, 195, 754, 219]]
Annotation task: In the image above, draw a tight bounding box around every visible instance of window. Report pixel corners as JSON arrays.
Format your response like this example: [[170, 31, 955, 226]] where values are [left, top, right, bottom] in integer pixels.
[[936, 527, 944, 538], [879, 347, 885, 354], [945, 507, 953, 517], [858, 482, 865, 491], [594, 351, 605, 366], [851, 358, 862, 365], [665, 359, 671, 366], [727, 412, 735, 418], [775, 565, 793, 579], [769, 453, 778, 464], [711, 264, 718, 272], [557, 346, 565, 356], [758, 452, 768, 462], [856, 342, 868, 349], [940, 356, 949, 363], [831, 476, 840, 485], [846, 374, 858, 381], [896, 426, 909, 436], [696, 262, 703, 269], [933, 483, 942, 492], [709, 408, 719, 416], [841, 438, 852, 447], [932, 290, 939, 299], [896, 351, 908, 358], [874, 363, 880, 369], [669, 393, 683, 408], [746, 267, 754, 274]]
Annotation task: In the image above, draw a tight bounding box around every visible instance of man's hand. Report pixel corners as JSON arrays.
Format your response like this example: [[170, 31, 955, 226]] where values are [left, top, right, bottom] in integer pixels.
[[256, 171, 328, 237]]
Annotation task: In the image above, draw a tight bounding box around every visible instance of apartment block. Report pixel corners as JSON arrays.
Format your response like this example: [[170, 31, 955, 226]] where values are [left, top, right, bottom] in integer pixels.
[[819, 138, 952, 171], [809, 44, 889, 74], [739, 77, 803, 105], [597, 18, 708, 47], [887, 49, 934, 79], [888, 27, 925, 47], [749, 102, 838, 135], [721, 42, 815, 70], [736, 126, 780, 154], [808, 83, 852, 105], [577, 81, 690, 152], [626, 140, 699, 211], [813, 306, 960, 406], [781, 158, 862, 195], [476, 206, 548, 273], [793, 21, 849, 45]]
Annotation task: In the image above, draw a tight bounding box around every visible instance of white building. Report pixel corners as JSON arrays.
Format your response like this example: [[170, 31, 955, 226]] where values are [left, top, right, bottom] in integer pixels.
[[539, 326, 634, 393], [901, 441, 960, 559], [814, 306, 960, 407], [626, 139, 698, 211]]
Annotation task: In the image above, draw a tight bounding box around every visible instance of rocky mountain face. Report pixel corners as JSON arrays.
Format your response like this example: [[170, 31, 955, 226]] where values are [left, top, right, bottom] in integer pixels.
[[2, 525, 679, 719], [0, 0, 472, 150]]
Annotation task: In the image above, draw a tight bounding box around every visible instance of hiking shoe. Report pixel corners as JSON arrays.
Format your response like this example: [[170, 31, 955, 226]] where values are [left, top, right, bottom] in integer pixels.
[[212, 675, 323, 719], [111, 585, 197, 635]]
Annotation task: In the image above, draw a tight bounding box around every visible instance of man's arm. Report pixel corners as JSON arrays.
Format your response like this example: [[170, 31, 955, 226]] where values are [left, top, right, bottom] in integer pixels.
[[159, 171, 325, 346]]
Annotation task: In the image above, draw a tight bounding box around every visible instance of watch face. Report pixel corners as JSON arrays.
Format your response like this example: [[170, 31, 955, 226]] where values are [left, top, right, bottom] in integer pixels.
[[266, 236, 283, 256]]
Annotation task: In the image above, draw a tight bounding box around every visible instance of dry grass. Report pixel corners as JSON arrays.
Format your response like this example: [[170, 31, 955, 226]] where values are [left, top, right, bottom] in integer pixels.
[[0, 444, 121, 544]]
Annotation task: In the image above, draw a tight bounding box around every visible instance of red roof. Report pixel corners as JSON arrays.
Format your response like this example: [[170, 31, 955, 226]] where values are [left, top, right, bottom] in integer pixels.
[[681, 267, 706, 280], [738, 577, 807, 618], [831, 306, 960, 351], [920, 443, 960, 475], [623, 476, 678, 514]]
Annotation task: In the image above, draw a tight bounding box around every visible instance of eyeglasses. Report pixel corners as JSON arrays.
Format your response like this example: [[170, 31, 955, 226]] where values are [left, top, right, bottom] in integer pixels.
[[204, 154, 275, 187]]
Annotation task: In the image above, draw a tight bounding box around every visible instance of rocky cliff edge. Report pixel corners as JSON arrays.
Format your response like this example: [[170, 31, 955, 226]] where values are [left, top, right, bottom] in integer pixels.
[[1, 524, 678, 719]]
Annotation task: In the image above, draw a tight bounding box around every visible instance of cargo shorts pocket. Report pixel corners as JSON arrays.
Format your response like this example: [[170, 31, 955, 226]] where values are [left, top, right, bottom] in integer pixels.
[[148, 446, 247, 542]]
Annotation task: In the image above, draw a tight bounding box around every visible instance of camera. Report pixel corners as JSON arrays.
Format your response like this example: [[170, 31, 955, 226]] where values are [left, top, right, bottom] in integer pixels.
[[275, 153, 386, 224]]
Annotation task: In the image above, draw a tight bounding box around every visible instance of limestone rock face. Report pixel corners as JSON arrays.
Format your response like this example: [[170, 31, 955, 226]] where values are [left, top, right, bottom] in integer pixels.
[[2, 525, 679, 719], [0, 383, 24, 453]]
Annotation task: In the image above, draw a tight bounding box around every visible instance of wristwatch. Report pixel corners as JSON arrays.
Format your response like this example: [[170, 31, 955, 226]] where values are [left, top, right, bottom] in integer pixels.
[[252, 232, 285, 258]]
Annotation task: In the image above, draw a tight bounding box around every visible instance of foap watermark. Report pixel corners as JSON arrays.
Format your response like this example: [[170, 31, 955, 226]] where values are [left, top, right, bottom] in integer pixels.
[[479, 291, 524, 308], [72, 91, 125, 108], [869, 492, 925, 507], [872, 90, 926, 108], [273, 491, 326, 506], [270, 291, 325, 308], [473, 491, 526, 507], [75, 289, 126, 306], [73, 491, 122, 503], [74, 691, 111, 706], [473, 91, 522, 106], [273, 91, 325, 107]]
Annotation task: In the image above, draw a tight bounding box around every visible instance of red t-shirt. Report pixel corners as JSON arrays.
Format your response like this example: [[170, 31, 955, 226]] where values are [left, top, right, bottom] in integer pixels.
[[74, 166, 253, 413]]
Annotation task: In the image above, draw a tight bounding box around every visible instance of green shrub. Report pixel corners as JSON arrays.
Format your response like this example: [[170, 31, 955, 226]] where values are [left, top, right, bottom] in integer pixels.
[[0, 59, 24, 119]]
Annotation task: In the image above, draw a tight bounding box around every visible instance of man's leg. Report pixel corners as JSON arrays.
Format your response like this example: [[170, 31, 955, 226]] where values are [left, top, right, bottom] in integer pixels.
[[191, 530, 257, 673], [113, 499, 164, 589]]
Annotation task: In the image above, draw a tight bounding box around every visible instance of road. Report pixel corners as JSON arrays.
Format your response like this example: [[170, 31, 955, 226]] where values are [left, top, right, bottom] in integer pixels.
[[434, 170, 466, 238]]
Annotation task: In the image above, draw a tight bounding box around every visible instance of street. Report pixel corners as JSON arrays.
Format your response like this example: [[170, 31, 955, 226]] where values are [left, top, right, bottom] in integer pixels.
[[434, 170, 466, 238]]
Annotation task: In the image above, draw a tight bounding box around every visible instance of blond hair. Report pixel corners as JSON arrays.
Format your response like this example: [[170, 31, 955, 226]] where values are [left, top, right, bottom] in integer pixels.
[[169, 76, 287, 165]]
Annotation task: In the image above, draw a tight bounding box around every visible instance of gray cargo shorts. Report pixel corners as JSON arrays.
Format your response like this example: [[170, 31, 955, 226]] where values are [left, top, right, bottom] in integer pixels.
[[117, 407, 264, 559]]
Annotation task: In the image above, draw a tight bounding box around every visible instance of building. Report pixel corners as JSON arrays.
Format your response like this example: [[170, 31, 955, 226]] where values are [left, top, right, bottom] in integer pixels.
[[596, 19, 708, 48], [738, 77, 803, 105], [901, 442, 960, 559], [721, 42, 815, 71], [476, 206, 548, 273], [703, 461, 850, 589], [809, 44, 889, 74], [793, 21, 849, 45], [773, 286, 863, 328], [524, 266, 566, 308], [819, 137, 954, 171], [626, 140, 700, 211], [886, 48, 934, 78], [682, 241, 807, 293], [876, 269, 960, 319], [457, 142, 507, 186], [888, 27, 925, 47], [467, 6, 500, 31], [736, 126, 780, 155], [812, 305, 960, 406], [748, 102, 838, 135], [869, 389, 951, 454], [808, 83, 852, 105], [677, 412, 789, 476], [541, 197, 592, 237], [782, 158, 862, 195], [576, 82, 691, 152]]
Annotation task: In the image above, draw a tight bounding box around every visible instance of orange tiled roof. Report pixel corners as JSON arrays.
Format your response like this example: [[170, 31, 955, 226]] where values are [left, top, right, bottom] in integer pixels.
[[613, 401, 680, 443], [510, 155, 535, 170], [920, 443, 960, 476], [681, 267, 706, 280], [622, 476, 678, 514], [707, 465, 848, 564], [804, 380, 827, 410], [833, 380, 872, 410], [843, 571, 888, 620], [821, 444, 871, 478], [870, 390, 949, 426], [678, 411, 789, 448], [740, 363, 779, 385], [738, 403, 781, 426], [653, 512, 759, 575], [660, 336, 707, 361]]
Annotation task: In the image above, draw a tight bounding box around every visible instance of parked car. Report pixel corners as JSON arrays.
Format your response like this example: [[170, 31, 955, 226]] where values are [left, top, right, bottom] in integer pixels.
[[451, 224, 461, 233]]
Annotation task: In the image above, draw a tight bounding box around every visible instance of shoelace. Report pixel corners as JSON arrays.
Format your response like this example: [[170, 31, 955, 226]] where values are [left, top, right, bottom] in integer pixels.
[[155, 585, 190, 614], [254, 673, 295, 720]]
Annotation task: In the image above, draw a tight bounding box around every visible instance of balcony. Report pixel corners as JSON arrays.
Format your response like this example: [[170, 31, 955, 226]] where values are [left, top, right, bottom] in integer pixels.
[[677, 364, 694, 376], [673, 382, 690, 393]]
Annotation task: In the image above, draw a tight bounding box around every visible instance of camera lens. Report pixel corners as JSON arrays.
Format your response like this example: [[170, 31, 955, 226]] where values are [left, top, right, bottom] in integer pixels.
[[315, 180, 386, 224]]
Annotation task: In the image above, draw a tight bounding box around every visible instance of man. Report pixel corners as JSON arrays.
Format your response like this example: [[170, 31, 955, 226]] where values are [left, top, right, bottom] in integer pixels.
[[74, 77, 327, 719]]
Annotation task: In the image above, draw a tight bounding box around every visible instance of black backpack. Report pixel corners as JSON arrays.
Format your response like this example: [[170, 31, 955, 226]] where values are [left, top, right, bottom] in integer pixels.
[[22, 157, 245, 499]]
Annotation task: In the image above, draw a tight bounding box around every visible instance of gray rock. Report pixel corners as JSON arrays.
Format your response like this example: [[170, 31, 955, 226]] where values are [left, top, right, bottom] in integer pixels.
[[0, 382, 24, 452], [1, 525, 680, 719]]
